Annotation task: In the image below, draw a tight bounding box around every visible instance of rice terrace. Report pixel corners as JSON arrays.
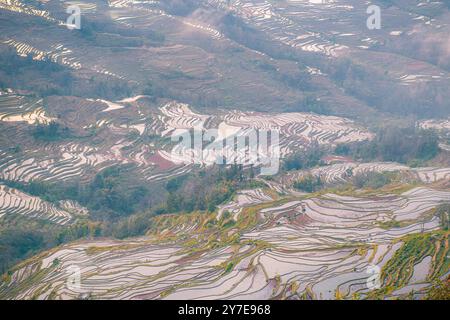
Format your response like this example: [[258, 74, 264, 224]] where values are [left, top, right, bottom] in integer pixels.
[[0, 0, 449, 304]]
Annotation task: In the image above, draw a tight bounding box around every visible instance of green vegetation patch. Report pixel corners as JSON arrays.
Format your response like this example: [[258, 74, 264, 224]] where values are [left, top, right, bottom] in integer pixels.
[[372, 231, 449, 297]]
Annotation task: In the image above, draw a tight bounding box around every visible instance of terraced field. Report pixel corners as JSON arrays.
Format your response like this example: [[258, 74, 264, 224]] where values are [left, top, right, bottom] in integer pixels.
[[2, 39, 82, 70], [217, 188, 274, 220], [280, 161, 450, 187], [0, 184, 86, 225], [204, 0, 450, 87], [0, 186, 448, 299], [1, 0, 449, 117], [1, 0, 450, 301], [0, 94, 55, 125], [0, 93, 373, 185], [420, 118, 450, 132], [152, 102, 373, 166], [0, 0, 58, 23], [0, 90, 447, 236]]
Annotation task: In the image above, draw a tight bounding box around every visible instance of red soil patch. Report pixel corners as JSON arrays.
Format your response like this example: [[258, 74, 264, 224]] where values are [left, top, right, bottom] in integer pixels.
[[148, 151, 177, 170], [292, 213, 314, 226]]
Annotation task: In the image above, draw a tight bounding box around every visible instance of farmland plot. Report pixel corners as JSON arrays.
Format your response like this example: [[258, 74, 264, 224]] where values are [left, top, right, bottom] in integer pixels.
[[1, 186, 448, 299], [0, 184, 86, 225], [280, 161, 450, 186], [0, 97, 373, 185], [151, 102, 373, 166], [420, 118, 450, 132], [0, 94, 56, 125]]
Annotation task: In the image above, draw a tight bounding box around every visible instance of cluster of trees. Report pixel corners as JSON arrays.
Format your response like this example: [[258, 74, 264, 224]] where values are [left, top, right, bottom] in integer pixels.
[[292, 171, 396, 193], [159, 0, 197, 16], [85, 77, 133, 101], [0, 218, 102, 274], [32, 121, 71, 141], [293, 175, 324, 193], [0, 226, 45, 274], [283, 145, 326, 171], [0, 48, 73, 96], [329, 58, 367, 88], [80, 17, 165, 46], [1, 163, 260, 239], [288, 95, 330, 114], [0, 163, 263, 272], [0, 164, 158, 272], [436, 203, 450, 231], [161, 164, 258, 214], [287, 126, 440, 191], [2, 165, 153, 220], [351, 171, 395, 189], [335, 126, 439, 165], [102, 214, 152, 239], [86, 166, 150, 218], [142, 81, 169, 99]]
